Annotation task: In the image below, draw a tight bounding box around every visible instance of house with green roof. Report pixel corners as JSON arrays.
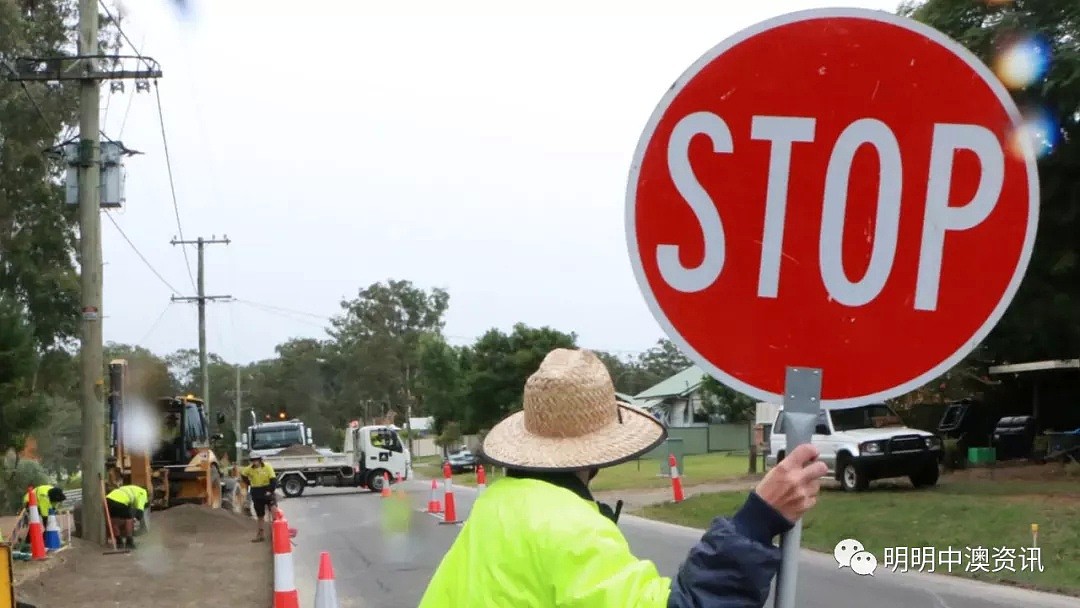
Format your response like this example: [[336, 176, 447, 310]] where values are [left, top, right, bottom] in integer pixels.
[[634, 365, 710, 427]]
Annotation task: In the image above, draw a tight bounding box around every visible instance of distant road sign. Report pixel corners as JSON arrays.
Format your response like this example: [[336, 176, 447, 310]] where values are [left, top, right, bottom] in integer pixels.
[[626, 8, 1039, 407]]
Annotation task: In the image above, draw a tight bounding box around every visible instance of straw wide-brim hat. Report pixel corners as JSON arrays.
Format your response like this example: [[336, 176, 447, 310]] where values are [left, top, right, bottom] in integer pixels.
[[482, 348, 667, 471]]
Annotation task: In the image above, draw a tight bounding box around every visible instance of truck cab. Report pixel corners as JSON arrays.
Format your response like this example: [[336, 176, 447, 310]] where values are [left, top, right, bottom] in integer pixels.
[[767, 402, 942, 492], [347, 423, 411, 491], [242, 419, 314, 458]]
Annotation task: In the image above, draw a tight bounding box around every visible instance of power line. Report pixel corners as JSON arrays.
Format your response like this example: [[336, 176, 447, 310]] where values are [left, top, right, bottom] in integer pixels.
[[104, 210, 182, 295], [98, 1, 145, 137], [232, 300, 330, 330], [17, 81, 54, 129], [138, 301, 175, 344], [232, 298, 331, 320], [152, 79, 197, 291], [99, 0, 140, 56], [230, 298, 646, 355]]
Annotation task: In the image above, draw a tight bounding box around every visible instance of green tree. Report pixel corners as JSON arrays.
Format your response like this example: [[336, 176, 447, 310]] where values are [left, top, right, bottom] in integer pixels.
[[0, 295, 46, 455], [462, 323, 578, 432], [32, 394, 81, 476], [699, 376, 755, 423], [328, 280, 450, 418], [415, 334, 467, 432], [593, 351, 658, 396], [636, 339, 693, 383], [105, 343, 175, 400], [434, 421, 463, 458], [0, 0, 82, 351]]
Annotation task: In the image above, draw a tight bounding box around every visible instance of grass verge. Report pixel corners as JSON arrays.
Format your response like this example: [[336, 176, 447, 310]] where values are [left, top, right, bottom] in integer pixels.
[[411, 452, 752, 492], [639, 479, 1080, 595]]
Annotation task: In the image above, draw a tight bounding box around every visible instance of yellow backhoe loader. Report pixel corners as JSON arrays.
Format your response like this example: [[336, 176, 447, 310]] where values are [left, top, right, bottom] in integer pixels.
[[105, 359, 230, 510]]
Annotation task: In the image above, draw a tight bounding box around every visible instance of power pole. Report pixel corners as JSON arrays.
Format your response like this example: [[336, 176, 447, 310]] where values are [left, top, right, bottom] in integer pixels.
[[3, 2, 162, 545], [171, 236, 231, 426], [76, 0, 105, 546], [224, 367, 250, 463]]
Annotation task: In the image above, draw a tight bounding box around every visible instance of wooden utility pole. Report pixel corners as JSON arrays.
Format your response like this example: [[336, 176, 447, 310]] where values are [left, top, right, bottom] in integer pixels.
[[76, 0, 105, 545], [224, 367, 251, 462], [171, 236, 231, 426]]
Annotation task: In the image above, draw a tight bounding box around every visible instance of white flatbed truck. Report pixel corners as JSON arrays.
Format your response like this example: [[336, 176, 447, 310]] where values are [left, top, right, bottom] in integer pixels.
[[262, 422, 411, 497]]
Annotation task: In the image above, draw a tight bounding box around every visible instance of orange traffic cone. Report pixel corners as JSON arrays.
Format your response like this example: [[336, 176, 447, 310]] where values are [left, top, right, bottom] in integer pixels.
[[314, 551, 340, 608], [440, 462, 458, 524], [669, 454, 685, 502], [427, 478, 442, 513], [25, 487, 47, 560], [272, 516, 299, 608], [380, 472, 392, 498], [476, 464, 487, 493]]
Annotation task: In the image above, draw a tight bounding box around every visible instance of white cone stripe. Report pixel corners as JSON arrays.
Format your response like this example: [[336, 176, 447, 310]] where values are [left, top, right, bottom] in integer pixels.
[[315, 580, 339, 608], [46, 515, 61, 531], [273, 554, 296, 591], [671, 465, 680, 479], [28, 508, 42, 524]]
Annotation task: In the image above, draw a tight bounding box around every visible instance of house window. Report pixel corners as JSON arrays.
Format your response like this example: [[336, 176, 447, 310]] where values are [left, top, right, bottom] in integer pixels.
[[683, 402, 690, 424]]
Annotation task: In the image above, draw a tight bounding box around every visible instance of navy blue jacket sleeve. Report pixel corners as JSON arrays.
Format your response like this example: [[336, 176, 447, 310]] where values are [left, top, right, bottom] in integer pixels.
[[667, 491, 793, 608]]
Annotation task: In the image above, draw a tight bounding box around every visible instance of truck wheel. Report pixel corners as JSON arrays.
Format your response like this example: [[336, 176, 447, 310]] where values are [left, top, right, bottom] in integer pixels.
[[840, 462, 868, 492], [366, 471, 386, 493], [910, 462, 940, 488], [282, 475, 305, 498]]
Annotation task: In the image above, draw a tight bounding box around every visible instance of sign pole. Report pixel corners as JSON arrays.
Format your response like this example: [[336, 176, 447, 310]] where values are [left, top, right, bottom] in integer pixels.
[[774, 367, 822, 608]]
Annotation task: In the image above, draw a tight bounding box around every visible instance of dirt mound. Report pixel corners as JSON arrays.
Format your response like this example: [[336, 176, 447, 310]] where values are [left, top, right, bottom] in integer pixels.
[[162, 503, 252, 536], [276, 443, 322, 456]]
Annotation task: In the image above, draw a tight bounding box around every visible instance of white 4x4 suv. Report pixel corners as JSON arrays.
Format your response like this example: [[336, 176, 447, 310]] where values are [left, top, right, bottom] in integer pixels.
[[766, 403, 943, 491]]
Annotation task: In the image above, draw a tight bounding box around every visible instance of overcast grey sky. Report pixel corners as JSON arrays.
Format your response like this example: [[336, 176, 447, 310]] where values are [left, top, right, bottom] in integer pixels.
[[100, 0, 901, 364]]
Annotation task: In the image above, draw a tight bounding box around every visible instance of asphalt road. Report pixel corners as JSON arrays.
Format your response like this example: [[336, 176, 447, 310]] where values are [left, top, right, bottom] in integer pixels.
[[278, 480, 1076, 608]]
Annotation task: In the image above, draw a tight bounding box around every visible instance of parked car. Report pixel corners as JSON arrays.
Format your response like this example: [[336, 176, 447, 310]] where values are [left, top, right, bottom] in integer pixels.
[[446, 448, 478, 474], [766, 402, 942, 491]]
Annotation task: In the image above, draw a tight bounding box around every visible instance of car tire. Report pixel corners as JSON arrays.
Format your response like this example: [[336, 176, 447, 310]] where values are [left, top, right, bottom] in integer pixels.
[[910, 462, 940, 488], [840, 462, 868, 492]]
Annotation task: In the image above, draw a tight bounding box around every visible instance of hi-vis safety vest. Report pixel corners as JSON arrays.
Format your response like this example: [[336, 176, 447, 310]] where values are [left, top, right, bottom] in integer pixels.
[[419, 477, 672, 607], [22, 485, 55, 518], [106, 485, 149, 512], [241, 463, 276, 488]]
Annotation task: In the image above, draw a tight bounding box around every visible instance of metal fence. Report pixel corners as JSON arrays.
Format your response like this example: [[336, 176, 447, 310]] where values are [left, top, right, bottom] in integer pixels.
[[63, 488, 82, 509]]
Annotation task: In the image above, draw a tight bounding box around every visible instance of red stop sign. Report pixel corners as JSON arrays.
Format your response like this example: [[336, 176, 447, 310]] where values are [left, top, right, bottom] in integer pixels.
[[626, 9, 1039, 406]]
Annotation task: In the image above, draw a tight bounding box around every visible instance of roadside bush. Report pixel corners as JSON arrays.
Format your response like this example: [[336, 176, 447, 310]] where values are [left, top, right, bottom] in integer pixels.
[[942, 438, 966, 471], [0, 457, 50, 514], [1066, 460, 1080, 478]]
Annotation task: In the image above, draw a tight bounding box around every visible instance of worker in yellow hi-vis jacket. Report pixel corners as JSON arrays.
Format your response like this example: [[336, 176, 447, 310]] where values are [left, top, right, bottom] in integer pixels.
[[105, 485, 149, 550], [240, 454, 277, 542]]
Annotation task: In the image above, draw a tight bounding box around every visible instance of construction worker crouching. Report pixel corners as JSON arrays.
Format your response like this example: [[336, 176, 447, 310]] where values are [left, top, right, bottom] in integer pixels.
[[105, 484, 149, 550], [22, 484, 66, 521], [18, 484, 65, 544], [241, 454, 277, 542]]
